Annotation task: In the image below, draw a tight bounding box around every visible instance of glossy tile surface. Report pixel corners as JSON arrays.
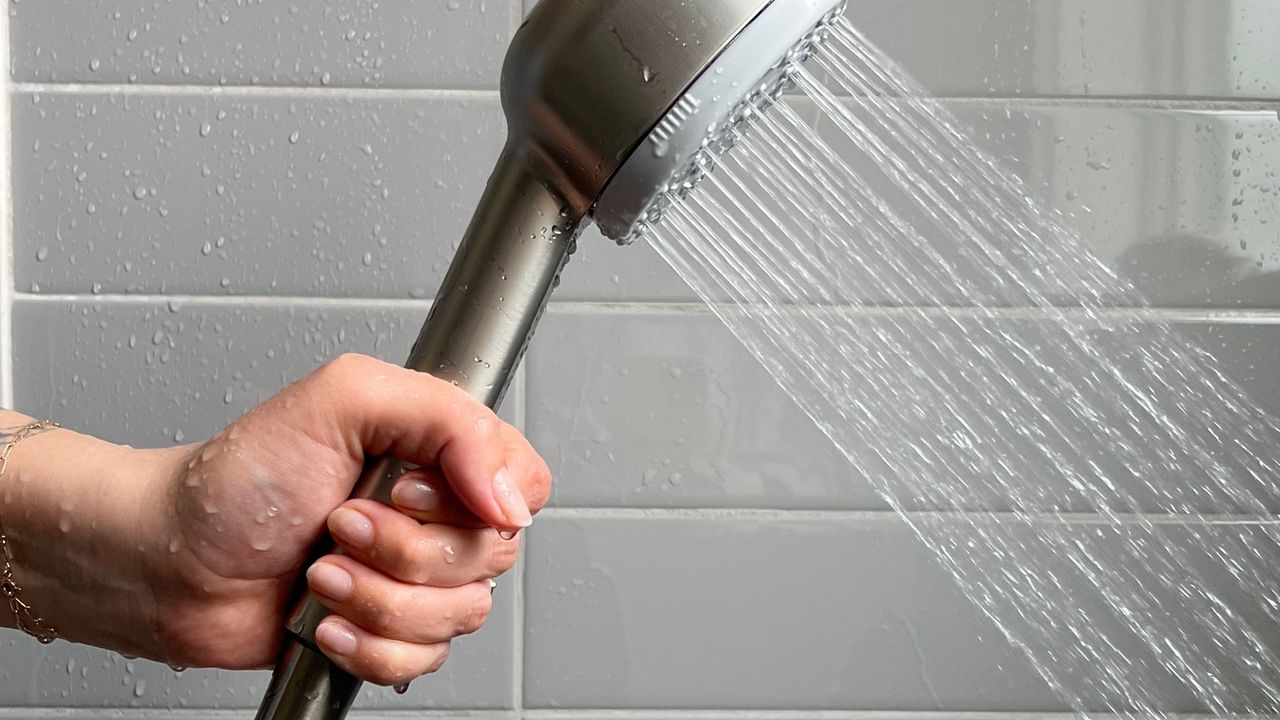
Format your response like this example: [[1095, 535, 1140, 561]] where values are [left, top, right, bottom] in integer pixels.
[[12, 92, 505, 299], [528, 308, 1280, 513], [11, 0, 512, 89], [6, 0, 1280, 716]]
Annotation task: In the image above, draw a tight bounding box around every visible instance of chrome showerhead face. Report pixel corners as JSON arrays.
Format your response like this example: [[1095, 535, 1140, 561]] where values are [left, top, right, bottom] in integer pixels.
[[595, 0, 847, 243], [503, 0, 846, 242]]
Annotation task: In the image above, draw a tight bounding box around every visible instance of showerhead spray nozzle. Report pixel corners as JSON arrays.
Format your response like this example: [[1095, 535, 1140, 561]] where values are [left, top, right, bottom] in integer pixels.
[[506, 0, 846, 244], [592, 0, 846, 242], [255, 2, 843, 718]]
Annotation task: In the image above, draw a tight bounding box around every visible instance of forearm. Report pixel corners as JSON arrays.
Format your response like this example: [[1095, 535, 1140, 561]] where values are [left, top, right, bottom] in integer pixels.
[[0, 409, 183, 657]]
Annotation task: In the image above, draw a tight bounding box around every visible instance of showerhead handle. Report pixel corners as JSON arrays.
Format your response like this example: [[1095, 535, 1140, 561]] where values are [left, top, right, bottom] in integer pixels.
[[255, 0, 843, 714], [254, 142, 585, 720]]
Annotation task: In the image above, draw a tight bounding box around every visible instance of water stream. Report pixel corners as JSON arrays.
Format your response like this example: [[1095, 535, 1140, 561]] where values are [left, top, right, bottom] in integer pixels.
[[644, 17, 1280, 716]]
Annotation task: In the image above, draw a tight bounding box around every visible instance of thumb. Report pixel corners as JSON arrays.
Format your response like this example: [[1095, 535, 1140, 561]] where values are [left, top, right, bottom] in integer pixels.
[[294, 354, 533, 530]]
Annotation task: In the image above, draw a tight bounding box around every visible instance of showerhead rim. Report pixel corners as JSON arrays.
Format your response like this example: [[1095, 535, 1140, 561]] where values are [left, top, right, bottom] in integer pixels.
[[593, 0, 847, 243]]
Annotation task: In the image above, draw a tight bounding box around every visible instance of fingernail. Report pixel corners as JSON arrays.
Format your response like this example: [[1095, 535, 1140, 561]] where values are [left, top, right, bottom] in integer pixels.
[[492, 467, 533, 528], [329, 508, 375, 550], [498, 529, 519, 541], [392, 478, 440, 512], [307, 562, 354, 602], [316, 619, 358, 657]]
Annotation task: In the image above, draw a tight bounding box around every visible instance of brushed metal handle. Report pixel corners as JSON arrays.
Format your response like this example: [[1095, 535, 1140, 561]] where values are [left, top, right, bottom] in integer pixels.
[[256, 142, 584, 720]]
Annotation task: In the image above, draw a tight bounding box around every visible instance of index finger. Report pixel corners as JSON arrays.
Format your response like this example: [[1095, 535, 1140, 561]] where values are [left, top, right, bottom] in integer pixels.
[[296, 354, 532, 530], [391, 423, 552, 526]]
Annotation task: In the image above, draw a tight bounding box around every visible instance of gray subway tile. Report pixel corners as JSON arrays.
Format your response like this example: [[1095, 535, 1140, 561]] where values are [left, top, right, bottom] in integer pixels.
[[15, 97, 1278, 309], [14, 300, 418, 445], [12, 299, 520, 455], [524, 0, 1280, 99], [558, 103, 1280, 309], [966, 104, 1280, 309], [555, 227, 695, 304], [10, 0, 514, 89], [522, 514, 1056, 710], [527, 308, 1280, 513], [2, 585, 517, 710], [526, 309, 873, 511], [523, 514, 1278, 711], [846, 0, 1280, 99], [2, 602, 516, 711], [13, 92, 506, 299], [9, 300, 518, 708]]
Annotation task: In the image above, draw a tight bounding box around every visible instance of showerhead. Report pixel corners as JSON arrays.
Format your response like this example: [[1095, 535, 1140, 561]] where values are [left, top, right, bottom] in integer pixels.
[[255, 2, 844, 718], [506, 0, 845, 242]]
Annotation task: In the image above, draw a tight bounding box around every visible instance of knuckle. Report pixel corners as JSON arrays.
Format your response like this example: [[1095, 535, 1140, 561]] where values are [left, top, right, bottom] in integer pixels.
[[314, 355, 388, 406], [365, 611, 397, 639], [488, 534, 519, 575], [370, 660, 414, 688], [362, 586, 410, 636], [468, 406, 501, 441], [356, 602, 392, 637], [404, 537, 436, 585], [462, 595, 492, 636], [374, 644, 448, 684], [322, 353, 372, 381], [527, 459, 553, 512], [427, 642, 452, 674], [389, 585, 420, 622]]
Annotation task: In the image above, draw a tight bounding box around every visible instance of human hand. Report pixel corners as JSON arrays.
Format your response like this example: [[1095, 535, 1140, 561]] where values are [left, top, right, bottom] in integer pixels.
[[0, 354, 551, 688]]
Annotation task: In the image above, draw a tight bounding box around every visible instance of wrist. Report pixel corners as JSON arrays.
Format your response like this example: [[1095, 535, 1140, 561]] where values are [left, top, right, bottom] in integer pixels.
[[0, 410, 185, 659]]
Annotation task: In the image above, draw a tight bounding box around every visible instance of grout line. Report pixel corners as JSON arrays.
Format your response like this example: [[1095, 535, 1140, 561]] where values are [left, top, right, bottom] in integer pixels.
[[542, 301, 1280, 326], [512, 363, 528, 431], [800, 93, 1280, 112], [0, 706, 1262, 720], [13, 291, 436, 310], [0, 707, 517, 712], [12, 293, 1280, 325], [0, 0, 13, 409], [0, 707, 1263, 720], [539, 506, 1280, 526], [0, 711, 1253, 720], [9, 79, 1278, 111], [11, 81, 499, 102], [512, 359, 528, 714], [511, 0, 525, 34], [521, 711, 1275, 720], [917, 95, 1280, 111], [514, 512, 528, 714]]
